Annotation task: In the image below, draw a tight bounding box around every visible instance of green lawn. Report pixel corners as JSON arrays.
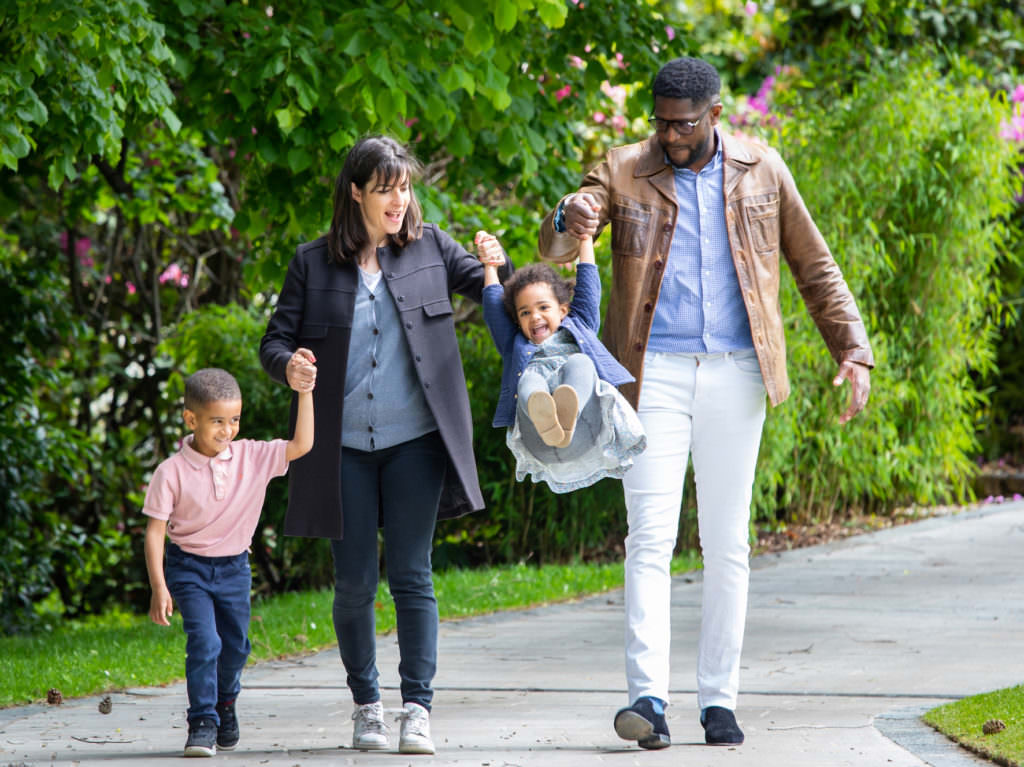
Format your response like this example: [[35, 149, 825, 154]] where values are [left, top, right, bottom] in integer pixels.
[[2, 553, 700, 708], [924, 684, 1024, 767]]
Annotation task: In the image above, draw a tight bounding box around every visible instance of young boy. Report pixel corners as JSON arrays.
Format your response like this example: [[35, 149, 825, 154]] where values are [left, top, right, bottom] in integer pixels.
[[143, 361, 315, 757]]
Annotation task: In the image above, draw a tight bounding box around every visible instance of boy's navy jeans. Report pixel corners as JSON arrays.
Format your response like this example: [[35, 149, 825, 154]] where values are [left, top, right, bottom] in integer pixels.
[[165, 542, 252, 726], [331, 431, 445, 711]]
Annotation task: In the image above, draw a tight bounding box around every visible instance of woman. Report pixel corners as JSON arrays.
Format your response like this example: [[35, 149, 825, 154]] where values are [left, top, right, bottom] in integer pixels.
[[260, 135, 504, 755]]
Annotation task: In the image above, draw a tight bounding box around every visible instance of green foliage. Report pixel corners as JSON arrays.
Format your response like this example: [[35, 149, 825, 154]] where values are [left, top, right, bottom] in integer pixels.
[[750, 55, 1020, 520]]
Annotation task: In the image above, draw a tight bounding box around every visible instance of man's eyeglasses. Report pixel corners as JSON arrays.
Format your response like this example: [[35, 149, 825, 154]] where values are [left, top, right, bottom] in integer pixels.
[[648, 103, 714, 135]]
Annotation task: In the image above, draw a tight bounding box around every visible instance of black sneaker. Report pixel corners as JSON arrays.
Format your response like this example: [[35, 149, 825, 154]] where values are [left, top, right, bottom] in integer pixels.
[[614, 696, 671, 749], [216, 699, 240, 750], [184, 717, 217, 757]]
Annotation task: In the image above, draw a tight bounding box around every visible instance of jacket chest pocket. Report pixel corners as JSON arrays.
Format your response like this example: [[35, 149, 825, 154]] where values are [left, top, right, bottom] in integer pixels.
[[611, 198, 653, 258], [301, 288, 355, 338], [741, 194, 779, 255]]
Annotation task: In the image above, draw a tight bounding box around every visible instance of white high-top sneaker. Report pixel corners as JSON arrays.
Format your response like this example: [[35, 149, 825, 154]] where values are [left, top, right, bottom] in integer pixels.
[[351, 701, 389, 750], [397, 702, 435, 755]]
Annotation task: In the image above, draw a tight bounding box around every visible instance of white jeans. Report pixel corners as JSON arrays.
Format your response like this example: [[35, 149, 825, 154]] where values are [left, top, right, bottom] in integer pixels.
[[622, 350, 766, 711]]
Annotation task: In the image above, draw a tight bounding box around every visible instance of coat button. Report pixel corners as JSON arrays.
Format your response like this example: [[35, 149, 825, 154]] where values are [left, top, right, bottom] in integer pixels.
[[662, 223, 671, 232], [367, 392, 374, 399], [415, 354, 422, 362], [405, 321, 412, 329], [372, 328, 379, 335], [654, 260, 663, 270], [398, 295, 404, 302], [424, 382, 430, 389], [643, 302, 652, 312], [635, 342, 643, 352], [369, 294, 375, 301]]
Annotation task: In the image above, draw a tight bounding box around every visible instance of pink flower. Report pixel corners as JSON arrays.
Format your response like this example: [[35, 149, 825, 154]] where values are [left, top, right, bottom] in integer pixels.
[[405, 117, 420, 127], [180, 275, 190, 288], [1013, 84, 1024, 103], [104, 275, 112, 284], [555, 84, 572, 102], [593, 111, 607, 123], [126, 281, 137, 295], [568, 55, 585, 70], [159, 263, 182, 285], [251, 126, 258, 135], [228, 148, 236, 158], [601, 81, 626, 108], [611, 114, 626, 133], [665, 25, 675, 41], [745, 1, 757, 15], [242, 31, 251, 39], [614, 52, 627, 69], [1014, 493, 1023, 501]]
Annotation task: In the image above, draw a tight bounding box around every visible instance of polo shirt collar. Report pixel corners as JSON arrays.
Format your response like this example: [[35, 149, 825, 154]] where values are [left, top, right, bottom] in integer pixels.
[[180, 434, 233, 469]]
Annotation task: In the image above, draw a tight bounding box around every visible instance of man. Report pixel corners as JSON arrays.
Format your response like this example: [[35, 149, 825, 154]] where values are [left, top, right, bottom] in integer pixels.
[[538, 56, 873, 749]]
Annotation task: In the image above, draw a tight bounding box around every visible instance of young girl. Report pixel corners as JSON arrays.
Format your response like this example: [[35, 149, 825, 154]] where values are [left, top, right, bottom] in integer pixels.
[[476, 231, 645, 493]]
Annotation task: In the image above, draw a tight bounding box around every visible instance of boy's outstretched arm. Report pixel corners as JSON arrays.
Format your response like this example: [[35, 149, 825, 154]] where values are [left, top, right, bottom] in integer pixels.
[[145, 517, 173, 626], [286, 348, 316, 462]]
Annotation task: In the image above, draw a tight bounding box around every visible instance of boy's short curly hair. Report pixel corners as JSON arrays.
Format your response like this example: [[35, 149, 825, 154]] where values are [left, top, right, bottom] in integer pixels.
[[502, 263, 573, 320], [184, 368, 242, 411]]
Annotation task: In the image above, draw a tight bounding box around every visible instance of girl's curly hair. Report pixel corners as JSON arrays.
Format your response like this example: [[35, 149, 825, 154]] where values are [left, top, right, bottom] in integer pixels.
[[502, 263, 573, 319]]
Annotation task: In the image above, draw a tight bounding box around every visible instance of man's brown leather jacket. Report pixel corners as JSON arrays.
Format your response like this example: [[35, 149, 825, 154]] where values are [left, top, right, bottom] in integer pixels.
[[539, 131, 874, 409]]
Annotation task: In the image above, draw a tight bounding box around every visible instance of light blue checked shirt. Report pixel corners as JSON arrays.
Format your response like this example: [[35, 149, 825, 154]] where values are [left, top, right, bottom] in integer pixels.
[[647, 136, 754, 353]]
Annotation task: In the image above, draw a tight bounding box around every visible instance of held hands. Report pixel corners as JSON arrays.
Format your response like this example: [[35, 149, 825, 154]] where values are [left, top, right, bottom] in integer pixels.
[[563, 192, 601, 240], [475, 231, 505, 267], [287, 348, 317, 393], [833, 360, 871, 424]]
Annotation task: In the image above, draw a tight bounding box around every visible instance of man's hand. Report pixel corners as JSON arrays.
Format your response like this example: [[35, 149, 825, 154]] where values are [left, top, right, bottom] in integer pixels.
[[563, 192, 601, 240], [833, 360, 870, 424]]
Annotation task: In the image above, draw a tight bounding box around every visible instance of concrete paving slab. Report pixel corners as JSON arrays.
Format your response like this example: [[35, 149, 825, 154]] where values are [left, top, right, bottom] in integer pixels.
[[2, 501, 1021, 766]]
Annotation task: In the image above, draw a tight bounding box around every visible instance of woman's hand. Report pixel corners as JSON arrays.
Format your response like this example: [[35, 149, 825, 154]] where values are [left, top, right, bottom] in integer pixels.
[[475, 231, 505, 267], [287, 348, 317, 392]]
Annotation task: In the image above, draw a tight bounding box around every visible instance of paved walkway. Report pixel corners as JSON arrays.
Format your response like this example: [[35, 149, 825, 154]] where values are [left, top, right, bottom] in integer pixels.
[[3, 501, 1022, 766]]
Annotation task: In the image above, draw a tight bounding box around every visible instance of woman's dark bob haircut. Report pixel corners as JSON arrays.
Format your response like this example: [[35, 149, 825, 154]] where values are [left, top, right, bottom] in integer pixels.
[[327, 135, 423, 265]]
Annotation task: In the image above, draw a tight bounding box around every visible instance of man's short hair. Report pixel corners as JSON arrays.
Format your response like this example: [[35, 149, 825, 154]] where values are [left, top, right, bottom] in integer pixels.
[[652, 57, 721, 105], [184, 368, 242, 410]]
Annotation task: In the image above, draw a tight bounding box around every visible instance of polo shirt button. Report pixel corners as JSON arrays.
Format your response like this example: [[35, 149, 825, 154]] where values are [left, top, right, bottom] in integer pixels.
[[424, 382, 430, 389], [405, 321, 412, 329], [372, 328, 379, 335], [367, 392, 374, 399], [398, 295, 404, 302], [369, 294, 376, 301], [415, 354, 422, 362]]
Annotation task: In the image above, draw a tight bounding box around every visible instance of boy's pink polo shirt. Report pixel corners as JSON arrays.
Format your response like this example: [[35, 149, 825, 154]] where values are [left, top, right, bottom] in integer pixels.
[[143, 435, 289, 557]]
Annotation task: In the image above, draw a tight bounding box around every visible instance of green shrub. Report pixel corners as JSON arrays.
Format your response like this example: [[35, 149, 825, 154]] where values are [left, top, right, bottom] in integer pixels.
[[752, 54, 1020, 523]]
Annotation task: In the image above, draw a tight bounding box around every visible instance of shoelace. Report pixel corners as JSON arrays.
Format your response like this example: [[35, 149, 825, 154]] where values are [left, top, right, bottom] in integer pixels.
[[353, 705, 389, 735], [396, 707, 429, 737]]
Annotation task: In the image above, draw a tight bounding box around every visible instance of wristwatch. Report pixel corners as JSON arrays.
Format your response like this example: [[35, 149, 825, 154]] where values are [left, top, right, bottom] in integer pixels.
[[553, 194, 575, 233]]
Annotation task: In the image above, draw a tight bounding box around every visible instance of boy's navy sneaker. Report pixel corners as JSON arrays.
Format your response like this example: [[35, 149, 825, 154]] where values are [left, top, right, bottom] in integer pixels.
[[215, 699, 240, 750], [613, 696, 671, 749], [184, 717, 217, 757], [701, 705, 744, 745]]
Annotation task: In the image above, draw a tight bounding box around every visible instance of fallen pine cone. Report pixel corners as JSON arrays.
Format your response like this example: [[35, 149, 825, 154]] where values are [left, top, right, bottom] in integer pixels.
[[983, 719, 1006, 735], [46, 688, 63, 705], [98, 696, 113, 714]]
